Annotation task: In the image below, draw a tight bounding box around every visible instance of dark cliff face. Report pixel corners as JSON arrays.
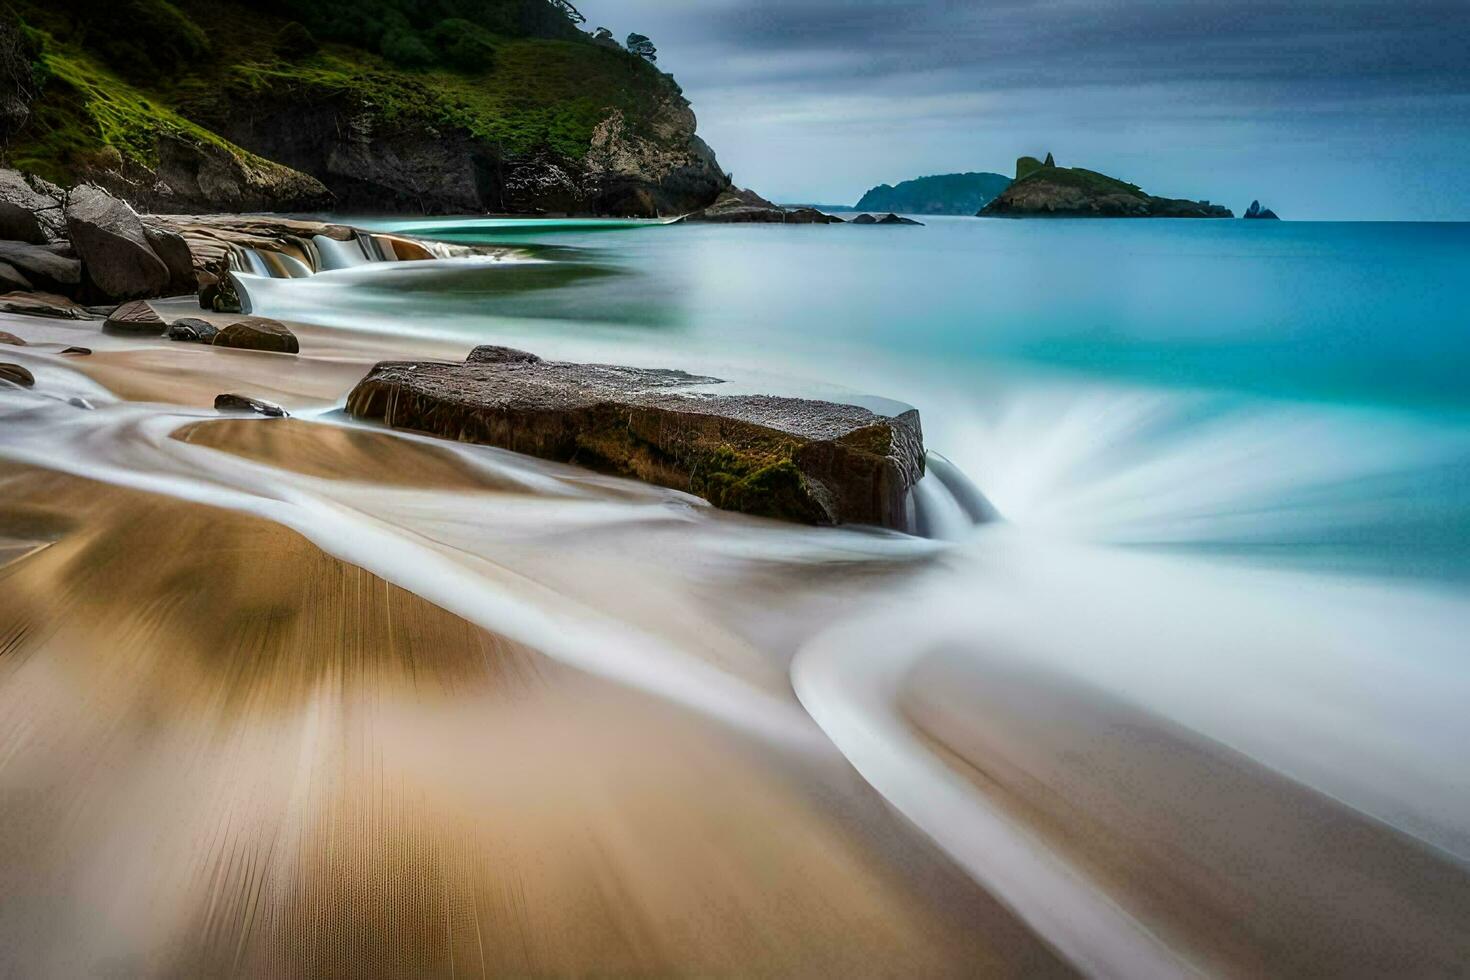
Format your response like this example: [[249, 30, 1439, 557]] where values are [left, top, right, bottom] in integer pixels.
[[2, 0, 730, 216], [980, 155, 1232, 218], [195, 76, 728, 217]]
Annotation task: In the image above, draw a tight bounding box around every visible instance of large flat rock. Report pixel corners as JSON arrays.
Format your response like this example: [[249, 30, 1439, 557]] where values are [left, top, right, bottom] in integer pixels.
[[346, 347, 925, 530]]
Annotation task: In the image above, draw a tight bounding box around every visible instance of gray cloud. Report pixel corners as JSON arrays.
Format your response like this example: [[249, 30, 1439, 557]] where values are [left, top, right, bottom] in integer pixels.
[[582, 1, 1470, 218]]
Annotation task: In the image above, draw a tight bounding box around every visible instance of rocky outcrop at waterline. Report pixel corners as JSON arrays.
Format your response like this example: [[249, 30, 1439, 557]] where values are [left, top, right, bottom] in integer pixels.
[[851, 213, 924, 226], [980, 154, 1233, 218], [346, 347, 927, 530], [1244, 200, 1281, 220], [684, 188, 843, 224]]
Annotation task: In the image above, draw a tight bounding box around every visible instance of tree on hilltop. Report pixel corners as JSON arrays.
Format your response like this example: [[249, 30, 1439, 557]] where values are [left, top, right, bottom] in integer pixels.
[[548, 1, 585, 25], [627, 33, 656, 62]]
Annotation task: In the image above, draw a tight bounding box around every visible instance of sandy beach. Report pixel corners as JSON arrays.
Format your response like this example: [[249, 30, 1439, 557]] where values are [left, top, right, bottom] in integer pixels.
[[3, 302, 1469, 977]]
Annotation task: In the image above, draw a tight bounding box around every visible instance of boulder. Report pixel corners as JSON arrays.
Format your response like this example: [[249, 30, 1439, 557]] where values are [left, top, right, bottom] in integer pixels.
[[345, 347, 926, 530], [0, 363, 35, 388], [65, 184, 170, 300], [0, 170, 66, 244], [0, 331, 24, 345], [0, 292, 103, 320], [851, 213, 877, 225], [166, 317, 220, 343], [0, 260, 30, 292], [215, 393, 288, 417], [60, 346, 92, 356], [0, 240, 82, 294], [143, 225, 199, 296], [213, 317, 299, 354], [104, 299, 166, 334]]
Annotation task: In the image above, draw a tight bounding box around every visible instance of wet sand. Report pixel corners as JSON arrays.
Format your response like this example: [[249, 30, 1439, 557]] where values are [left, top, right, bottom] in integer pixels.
[[4, 309, 1470, 977], [0, 465, 1063, 977]]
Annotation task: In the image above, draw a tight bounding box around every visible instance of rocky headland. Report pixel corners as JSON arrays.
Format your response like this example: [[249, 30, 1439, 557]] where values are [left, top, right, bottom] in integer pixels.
[[855, 172, 1011, 215], [980, 154, 1232, 218], [1, 0, 730, 216]]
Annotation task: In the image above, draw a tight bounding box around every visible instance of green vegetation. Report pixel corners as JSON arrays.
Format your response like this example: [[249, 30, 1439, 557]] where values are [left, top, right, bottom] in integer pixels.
[[1015, 155, 1044, 180], [10, 45, 262, 181], [3, 0, 672, 183], [214, 36, 669, 160], [690, 444, 827, 524], [1016, 165, 1144, 197]]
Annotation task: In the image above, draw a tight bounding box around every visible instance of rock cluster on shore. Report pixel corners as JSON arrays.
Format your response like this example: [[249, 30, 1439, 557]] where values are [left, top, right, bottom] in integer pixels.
[[0, 169, 198, 317], [346, 346, 926, 530]]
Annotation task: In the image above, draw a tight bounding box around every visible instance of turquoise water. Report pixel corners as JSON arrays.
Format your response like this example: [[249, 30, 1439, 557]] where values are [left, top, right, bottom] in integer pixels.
[[367, 216, 1470, 412], [270, 215, 1462, 583]]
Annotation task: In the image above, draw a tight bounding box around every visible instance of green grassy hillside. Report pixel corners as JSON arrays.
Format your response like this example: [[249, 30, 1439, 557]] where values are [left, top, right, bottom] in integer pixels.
[[2, 0, 699, 209]]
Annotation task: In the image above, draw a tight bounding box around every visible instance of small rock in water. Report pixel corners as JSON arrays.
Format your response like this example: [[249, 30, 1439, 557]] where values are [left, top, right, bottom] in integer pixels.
[[104, 300, 166, 334], [166, 317, 220, 343], [68, 396, 94, 410], [0, 363, 36, 388], [0, 331, 25, 346], [851, 213, 877, 224], [214, 393, 288, 417], [60, 346, 92, 356], [213, 317, 299, 354]]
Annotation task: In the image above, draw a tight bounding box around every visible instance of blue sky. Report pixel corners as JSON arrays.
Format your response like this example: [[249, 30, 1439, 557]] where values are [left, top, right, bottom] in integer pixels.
[[582, 1, 1470, 219]]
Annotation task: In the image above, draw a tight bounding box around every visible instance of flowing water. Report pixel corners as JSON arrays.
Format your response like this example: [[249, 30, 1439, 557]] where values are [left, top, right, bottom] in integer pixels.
[[1, 217, 1468, 977]]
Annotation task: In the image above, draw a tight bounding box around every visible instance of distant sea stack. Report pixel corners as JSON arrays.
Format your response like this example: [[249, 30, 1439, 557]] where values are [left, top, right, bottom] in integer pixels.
[[1244, 201, 1281, 220], [855, 172, 1011, 215], [980, 154, 1233, 218]]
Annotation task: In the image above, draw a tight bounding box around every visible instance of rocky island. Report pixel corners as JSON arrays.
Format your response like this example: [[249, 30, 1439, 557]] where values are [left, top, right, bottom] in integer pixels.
[[979, 153, 1232, 218], [855, 171, 1012, 215]]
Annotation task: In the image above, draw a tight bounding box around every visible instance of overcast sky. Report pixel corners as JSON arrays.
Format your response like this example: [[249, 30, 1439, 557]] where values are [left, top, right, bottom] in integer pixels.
[[581, 1, 1470, 219]]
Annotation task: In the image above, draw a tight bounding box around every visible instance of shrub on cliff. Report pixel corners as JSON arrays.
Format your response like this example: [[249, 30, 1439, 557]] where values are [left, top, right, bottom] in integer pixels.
[[273, 22, 318, 60], [67, 0, 209, 79]]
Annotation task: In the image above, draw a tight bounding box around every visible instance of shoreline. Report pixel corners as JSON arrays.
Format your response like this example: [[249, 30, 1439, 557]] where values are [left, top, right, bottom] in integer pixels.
[[4, 300, 1469, 974]]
